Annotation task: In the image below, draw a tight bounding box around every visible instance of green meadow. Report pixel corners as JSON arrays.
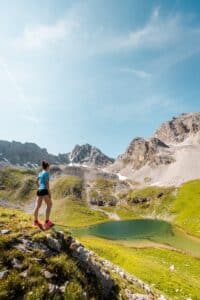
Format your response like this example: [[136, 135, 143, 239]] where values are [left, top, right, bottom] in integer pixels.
[[0, 169, 199, 299], [79, 236, 200, 300]]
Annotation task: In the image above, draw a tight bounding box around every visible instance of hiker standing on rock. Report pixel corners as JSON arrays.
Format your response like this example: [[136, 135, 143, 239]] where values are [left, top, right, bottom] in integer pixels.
[[33, 160, 54, 229]]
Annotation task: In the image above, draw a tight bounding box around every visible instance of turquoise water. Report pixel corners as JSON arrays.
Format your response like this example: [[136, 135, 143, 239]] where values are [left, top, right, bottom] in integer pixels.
[[73, 219, 200, 257]]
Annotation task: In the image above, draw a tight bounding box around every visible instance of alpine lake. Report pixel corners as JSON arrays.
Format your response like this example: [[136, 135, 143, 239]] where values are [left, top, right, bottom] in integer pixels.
[[72, 219, 200, 257]]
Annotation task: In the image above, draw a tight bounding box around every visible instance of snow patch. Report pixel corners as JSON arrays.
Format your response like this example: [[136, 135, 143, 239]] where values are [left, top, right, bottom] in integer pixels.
[[117, 173, 128, 181]]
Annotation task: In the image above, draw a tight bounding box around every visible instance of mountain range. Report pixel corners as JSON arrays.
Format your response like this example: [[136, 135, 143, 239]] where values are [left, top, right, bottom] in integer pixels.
[[0, 141, 114, 168], [1, 112, 200, 186]]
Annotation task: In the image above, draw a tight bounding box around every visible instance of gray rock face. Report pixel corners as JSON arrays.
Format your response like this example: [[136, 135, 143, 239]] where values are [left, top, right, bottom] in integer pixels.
[[117, 137, 173, 170], [154, 112, 200, 144], [45, 234, 62, 252], [0, 140, 68, 167], [69, 143, 114, 167]]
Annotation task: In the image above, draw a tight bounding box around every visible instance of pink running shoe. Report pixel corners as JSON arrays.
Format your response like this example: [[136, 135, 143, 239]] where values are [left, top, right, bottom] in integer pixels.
[[44, 220, 54, 229], [33, 220, 42, 227]]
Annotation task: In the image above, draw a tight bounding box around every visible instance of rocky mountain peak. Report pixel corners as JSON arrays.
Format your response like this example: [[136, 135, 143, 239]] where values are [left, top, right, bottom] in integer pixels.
[[117, 137, 170, 170], [69, 144, 114, 167], [154, 112, 200, 144]]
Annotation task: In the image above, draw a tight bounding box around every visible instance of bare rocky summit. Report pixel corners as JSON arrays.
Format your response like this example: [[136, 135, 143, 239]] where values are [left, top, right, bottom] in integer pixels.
[[69, 144, 114, 167], [154, 112, 200, 144], [108, 112, 200, 186]]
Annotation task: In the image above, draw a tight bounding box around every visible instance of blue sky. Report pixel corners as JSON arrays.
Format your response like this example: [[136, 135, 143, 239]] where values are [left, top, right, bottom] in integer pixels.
[[0, 0, 200, 157]]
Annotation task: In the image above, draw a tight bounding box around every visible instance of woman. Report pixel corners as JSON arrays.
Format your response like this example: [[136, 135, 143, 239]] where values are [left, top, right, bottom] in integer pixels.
[[34, 160, 54, 229]]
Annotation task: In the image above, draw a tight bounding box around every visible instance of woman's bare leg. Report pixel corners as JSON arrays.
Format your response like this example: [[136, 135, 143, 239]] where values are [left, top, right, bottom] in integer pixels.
[[44, 195, 52, 221], [34, 196, 43, 221]]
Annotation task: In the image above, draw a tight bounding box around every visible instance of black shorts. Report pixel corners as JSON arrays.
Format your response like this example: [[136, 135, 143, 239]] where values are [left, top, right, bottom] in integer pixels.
[[37, 189, 49, 196]]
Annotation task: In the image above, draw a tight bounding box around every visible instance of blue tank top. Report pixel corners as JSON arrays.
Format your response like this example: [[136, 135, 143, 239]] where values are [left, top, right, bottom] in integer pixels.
[[37, 170, 49, 190]]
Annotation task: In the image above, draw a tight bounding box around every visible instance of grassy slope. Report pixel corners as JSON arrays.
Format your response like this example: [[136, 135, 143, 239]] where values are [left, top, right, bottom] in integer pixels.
[[0, 207, 112, 300], [127, 186, 177, 219], [79, 236, 200, 300], [52, 196, 109, 228], [0, 168, 36, 204], [102, 205, 138, 220], [51, 176, 109, 227], [170, 180, 200, 237]]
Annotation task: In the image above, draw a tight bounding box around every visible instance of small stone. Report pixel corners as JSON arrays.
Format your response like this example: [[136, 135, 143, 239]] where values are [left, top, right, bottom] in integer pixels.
[[82, 291, 87, 299], [143, 284, 151, 293], [42, 270, 54, 279], [70, 242, 81, 251], [12, 258, 23, 270], [158, 295, 167, 300], [14, 243, 33, 253], [125, 289, 131, 296], [0, 229, 10, 235], [0, 270, 9, 279], [132, 294, 148, 300], [59, 281, 69, 293], [48, 283, 59, 293], [169, 264, 175, 271], [30, 257, 42, 262], [101, 271, 110, 281], [20, 270, 28, 278], [77, 246, 84, 253], [119, 271, 125, 278]]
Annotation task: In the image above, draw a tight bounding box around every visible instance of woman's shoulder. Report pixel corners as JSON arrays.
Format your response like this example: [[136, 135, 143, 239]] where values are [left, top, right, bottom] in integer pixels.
[[44, 170, 50, 177]]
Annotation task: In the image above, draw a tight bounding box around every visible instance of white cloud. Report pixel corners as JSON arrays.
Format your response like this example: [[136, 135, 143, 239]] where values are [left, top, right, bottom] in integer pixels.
[[11, 5, 200, 74], [120, 67, 152, 79], [14, 19, 79, 50], [108, 9, 200, 74], [115, 11, 182, 51]]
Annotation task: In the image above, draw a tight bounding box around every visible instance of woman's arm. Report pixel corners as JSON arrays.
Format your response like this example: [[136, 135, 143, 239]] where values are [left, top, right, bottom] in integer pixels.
[[36, 179, 39, 188]]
